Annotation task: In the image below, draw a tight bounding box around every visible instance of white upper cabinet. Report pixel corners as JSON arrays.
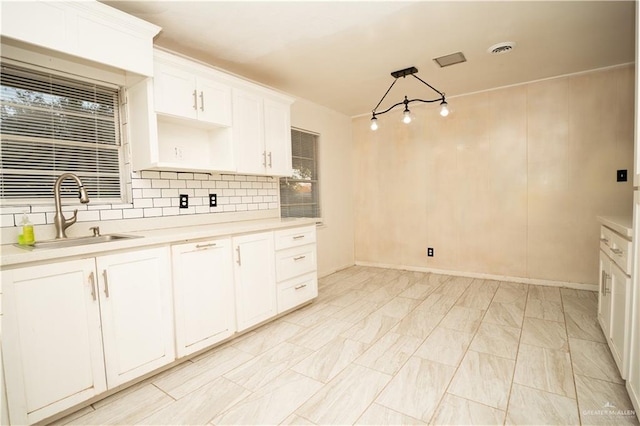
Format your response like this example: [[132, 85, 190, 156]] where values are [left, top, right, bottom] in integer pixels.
[[154, 60, 232, 126], [233, 89, 293, 176], [127, 49, 293, 176], [0, 1, 160, 77]]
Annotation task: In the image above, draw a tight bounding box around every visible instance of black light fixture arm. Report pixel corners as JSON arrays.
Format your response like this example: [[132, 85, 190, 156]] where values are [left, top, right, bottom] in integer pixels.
[[371, 66, 446, 119]]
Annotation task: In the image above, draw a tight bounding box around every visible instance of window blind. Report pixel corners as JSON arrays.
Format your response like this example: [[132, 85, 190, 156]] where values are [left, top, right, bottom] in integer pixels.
[[0, 63, 123, 201], [280, 129, 320, 218]]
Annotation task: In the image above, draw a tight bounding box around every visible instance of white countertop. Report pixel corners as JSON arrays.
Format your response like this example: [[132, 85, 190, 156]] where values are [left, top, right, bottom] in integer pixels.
[[0, 217, 317, 268], [597, 215, 633, 239]]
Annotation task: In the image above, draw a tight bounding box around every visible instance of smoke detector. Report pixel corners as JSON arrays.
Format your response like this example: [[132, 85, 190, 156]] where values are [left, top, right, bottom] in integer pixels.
[[488, 42, 516, 55]]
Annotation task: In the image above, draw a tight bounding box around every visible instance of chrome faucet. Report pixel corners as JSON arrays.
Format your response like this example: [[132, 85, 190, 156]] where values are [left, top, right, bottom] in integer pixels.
[[54, 173, 90, 239]]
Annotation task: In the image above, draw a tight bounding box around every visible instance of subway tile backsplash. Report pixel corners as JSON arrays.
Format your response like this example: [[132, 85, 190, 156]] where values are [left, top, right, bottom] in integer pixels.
[[0, 171, 280, 228]]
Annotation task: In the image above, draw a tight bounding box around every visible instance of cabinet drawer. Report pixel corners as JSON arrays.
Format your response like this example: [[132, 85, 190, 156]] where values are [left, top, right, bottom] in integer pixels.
[[275, 244, 317, 282], [600, 226, 615, 253], [277, 273, 318, 313], [274, 225, 316, 250], [610, 231, 632, 275]]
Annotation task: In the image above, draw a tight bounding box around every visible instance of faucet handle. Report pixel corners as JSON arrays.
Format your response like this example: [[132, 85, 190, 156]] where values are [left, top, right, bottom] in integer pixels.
[[89, 226, 101, 237]]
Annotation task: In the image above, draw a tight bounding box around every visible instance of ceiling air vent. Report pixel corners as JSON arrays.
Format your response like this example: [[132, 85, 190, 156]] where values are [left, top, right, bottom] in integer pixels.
[[488, 42, 516, 55], [433, 52, 466, 68]]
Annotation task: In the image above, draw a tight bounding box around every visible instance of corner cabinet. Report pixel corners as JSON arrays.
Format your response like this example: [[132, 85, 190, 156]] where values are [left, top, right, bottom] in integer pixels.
[[1, 247, 174, 425], [598, 220, 633, 380], [128, 49, 294, 176]]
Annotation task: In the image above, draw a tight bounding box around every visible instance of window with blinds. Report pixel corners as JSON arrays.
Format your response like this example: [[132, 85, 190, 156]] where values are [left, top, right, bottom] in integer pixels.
[[0, 63, 123, 202], [280, 129, 320, 218]]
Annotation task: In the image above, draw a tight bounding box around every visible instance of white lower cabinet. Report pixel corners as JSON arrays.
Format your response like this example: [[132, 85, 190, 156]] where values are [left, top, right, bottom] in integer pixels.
[[233, 232, 277, 331], [598, 222, 633, 380], [172, 238, 235, 357], [1, 259, 106, 425], [0, 224, 317, 425], [274, 226, 318, 314], [96, 248, 175, 388], [1, 247, 174, 424]]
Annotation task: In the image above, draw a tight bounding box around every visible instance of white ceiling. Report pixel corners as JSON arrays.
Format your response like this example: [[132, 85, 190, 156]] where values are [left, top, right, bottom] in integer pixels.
[[103, 1, 636, 117]]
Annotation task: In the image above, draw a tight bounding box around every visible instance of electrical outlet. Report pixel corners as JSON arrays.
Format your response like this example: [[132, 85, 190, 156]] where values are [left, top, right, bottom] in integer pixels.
[[427, 247, 434, 257], [179, 194, 189, 209], [209, 193, 217, 207]]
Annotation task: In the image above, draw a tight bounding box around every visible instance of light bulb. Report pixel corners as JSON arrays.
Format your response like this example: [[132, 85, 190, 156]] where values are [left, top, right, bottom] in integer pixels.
[[402, 108, 412, 124], [440, 100, 449, 117], [370, 116, 378, 131]]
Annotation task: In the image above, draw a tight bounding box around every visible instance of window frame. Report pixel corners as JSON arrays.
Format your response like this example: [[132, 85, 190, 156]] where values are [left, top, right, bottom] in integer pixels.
[[0, 59, 127, 206], [280, 127, 321, 219]]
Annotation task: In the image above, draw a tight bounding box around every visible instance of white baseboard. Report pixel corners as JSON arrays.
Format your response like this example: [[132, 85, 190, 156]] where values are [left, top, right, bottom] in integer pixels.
[[354, 261, 598, 292]]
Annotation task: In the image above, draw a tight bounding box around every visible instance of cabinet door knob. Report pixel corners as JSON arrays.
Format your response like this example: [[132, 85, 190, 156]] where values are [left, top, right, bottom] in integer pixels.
[[192, 90, 198, 110]]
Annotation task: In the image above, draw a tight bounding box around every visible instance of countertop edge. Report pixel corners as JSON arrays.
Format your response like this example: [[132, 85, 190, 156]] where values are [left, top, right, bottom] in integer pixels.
[[0, 218, 317, 268], [597, 215, 633, 239]]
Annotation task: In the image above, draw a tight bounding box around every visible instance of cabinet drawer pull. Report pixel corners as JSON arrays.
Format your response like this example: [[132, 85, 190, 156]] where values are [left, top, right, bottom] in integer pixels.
[[293, 255, 306, 261], [192, 90, 198, 110], [196, 243, 217, 249], [236, 246, 242, 266], [262, 151, 267, 167], [199, 91, 205, 111], [268, 151, 273, 168], [600, 238, 609, 244], [103, 270, 110, 298], [293, 235, 305, 240], [294, 284, 307, 290], [611, 248, 623, 256], [89, 271, 97, 301]]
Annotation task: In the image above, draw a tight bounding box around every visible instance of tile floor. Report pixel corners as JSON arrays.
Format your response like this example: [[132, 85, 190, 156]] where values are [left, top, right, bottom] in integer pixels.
[[50, 266, 639, 425]]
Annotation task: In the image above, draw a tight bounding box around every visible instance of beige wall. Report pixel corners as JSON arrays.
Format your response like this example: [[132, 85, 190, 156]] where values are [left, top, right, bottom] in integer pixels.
[[291, 98, 355, 277], [353, 65, 634, 285]]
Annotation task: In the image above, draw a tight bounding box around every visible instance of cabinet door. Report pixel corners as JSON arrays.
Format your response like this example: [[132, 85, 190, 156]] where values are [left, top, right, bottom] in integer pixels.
[[97, 247, 175, 388], [154, 61, 198, 120], [598, 250, 612, 338], [629, 190, 640, 415], [264, 98, 293, 176], [172, 239, 235, 357], [610, 262, 631, 379], [1, 259, 106, 425], [233, 232, 277, 331], [197, 78, 232, 126], [233, 88, 265, 175]]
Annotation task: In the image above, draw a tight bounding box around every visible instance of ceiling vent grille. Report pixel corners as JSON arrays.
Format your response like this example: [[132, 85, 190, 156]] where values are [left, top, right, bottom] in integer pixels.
[[433, 52, 466, 68], [488, 42, 516, 55]]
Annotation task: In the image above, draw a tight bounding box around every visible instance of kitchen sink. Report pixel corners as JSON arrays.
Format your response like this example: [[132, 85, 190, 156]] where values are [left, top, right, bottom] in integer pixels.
[[15, 234, 142, 250]]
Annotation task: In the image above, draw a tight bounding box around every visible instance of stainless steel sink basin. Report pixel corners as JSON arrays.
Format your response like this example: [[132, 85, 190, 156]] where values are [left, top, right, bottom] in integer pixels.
[[15, 234, 141, 250]]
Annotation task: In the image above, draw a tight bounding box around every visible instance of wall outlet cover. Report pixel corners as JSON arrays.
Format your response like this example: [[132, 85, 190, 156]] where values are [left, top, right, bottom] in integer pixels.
[[427, 247, 434, 257], [209, 193, 217, 207], [179, 194, 189, 208], [617, 169, 628, 182]]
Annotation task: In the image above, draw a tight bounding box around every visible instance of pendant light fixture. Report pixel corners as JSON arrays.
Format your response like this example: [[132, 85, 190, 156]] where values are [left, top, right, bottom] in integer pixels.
[[370, 66, 448, 130]]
